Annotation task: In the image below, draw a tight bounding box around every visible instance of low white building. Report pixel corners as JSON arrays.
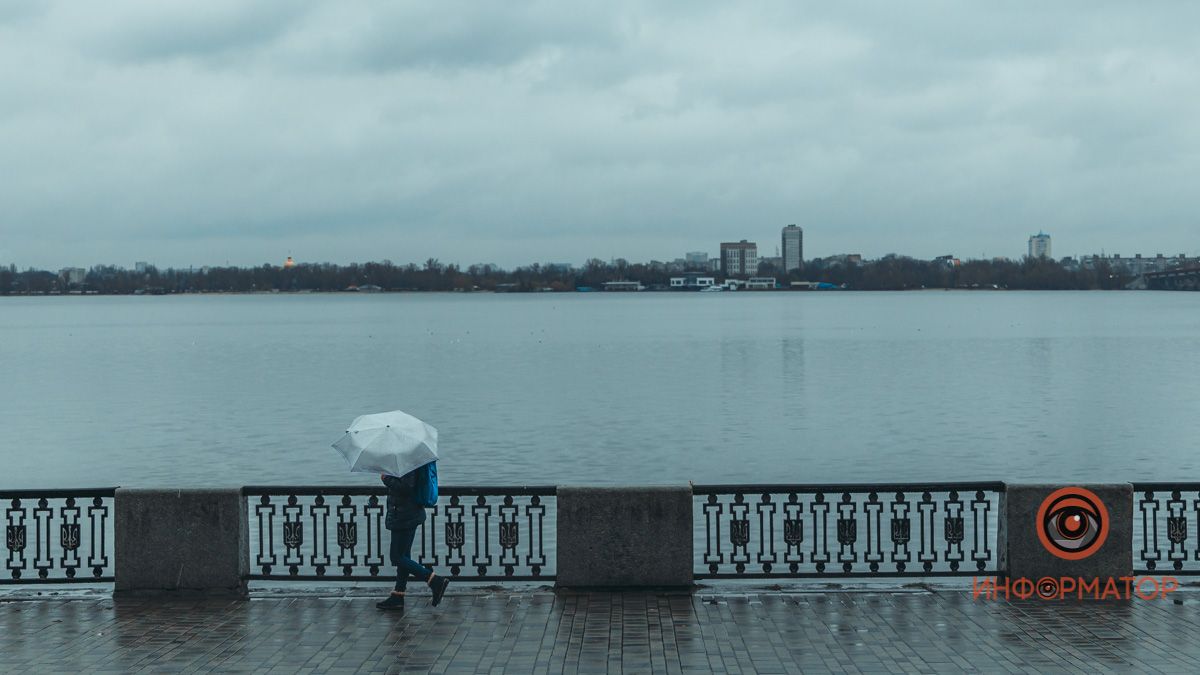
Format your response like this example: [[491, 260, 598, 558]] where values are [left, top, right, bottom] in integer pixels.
[[603, 281, 644, 292], [746, 277, 777, 290], [669, 275, 716, 290]]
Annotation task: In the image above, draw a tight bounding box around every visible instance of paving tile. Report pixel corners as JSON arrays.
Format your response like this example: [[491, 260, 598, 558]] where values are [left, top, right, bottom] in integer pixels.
[[3, 589, 1200, 673]]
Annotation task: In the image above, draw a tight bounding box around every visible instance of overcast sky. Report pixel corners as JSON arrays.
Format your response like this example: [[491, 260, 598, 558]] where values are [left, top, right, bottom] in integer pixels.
[[2, 1, 1199, 269]]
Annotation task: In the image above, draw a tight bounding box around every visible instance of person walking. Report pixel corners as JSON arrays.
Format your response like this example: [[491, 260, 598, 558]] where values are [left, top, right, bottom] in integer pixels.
[[376, 469, 451, 610]]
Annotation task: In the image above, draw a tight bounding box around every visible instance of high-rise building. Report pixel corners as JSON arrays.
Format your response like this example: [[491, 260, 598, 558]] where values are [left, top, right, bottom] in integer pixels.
[[685, 251, 708, 268], [781, 225, 803, 272], [1028, 232, 1051, 259], [720, 240, 758, 278]]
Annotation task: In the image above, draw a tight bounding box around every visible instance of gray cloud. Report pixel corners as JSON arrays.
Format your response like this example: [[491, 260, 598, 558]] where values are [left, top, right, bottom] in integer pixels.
[[2, 1, 1200, 269], [82, 2, 311, 63]]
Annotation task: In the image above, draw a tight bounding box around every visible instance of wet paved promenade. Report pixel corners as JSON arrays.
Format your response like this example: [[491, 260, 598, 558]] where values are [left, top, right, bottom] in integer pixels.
[[3, 586, 1200, 674]]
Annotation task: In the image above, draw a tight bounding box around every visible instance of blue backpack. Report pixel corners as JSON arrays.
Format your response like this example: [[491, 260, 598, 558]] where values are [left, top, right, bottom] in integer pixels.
[[415, 461, 439, 507]]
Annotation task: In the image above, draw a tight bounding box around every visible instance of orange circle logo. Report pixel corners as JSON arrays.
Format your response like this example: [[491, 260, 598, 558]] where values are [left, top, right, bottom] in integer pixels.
[[1036, 487, 1109, 560]]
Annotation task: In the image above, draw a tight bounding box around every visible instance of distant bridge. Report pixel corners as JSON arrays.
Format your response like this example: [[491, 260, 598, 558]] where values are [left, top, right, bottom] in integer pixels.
[[1141, 267, 1200, 290]]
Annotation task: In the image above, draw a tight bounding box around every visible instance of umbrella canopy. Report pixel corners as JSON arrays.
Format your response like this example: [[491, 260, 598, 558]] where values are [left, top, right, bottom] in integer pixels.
[[332, 410, 439, 477]]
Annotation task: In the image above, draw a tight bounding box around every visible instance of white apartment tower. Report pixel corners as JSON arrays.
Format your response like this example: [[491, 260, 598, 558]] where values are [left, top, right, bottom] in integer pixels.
[[1028, 232, 1052, 259], [781, 225, 803, 272]]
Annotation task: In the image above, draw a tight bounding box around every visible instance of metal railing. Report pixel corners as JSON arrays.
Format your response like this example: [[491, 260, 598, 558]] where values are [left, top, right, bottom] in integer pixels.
[[243, 486, 556, 582], [1134, 483, 1200, 575], [25, 481, 1195, 586], [693, 483, 1005, 578], [2, 489, 116, 584]]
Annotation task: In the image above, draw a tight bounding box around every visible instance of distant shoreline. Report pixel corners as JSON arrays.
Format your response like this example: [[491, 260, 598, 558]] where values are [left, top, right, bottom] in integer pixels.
[[0, 287, 1145, 298], [6, 256, 1154, 293]]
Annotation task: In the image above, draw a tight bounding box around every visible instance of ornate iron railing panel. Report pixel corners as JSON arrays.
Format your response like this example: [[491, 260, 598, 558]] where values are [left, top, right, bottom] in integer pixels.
[[1134, 483, 1200, 575], [1, 489, 116, 584], [693, 483, 1005, 578], [243, 486, 556, 582]]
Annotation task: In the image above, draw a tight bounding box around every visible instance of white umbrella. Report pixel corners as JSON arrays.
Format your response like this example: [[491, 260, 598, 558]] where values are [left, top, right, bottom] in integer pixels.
[[332, 410, 439, 477]]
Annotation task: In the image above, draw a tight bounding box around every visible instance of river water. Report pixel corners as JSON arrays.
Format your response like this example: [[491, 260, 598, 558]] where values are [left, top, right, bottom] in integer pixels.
[[2, 291, 1198, 489]]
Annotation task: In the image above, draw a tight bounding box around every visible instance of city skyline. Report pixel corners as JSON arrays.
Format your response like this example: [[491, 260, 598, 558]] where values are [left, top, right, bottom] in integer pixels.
[[6, 223, 1199, 271], [4, 3, 1200, 269], [10, 227, 1199, 273]]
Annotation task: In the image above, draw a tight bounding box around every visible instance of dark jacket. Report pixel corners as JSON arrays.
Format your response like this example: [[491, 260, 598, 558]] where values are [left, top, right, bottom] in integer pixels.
[[383, 471, 428, 531]]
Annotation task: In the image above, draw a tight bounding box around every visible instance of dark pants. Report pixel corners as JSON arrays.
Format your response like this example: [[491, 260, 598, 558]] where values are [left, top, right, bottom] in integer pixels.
[[390, 526, 433, 591]]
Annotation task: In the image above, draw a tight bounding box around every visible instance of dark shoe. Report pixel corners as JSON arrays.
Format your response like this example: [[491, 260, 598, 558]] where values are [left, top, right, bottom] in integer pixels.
[[430, 576, 450, 607], [376, 593, 405, 611]]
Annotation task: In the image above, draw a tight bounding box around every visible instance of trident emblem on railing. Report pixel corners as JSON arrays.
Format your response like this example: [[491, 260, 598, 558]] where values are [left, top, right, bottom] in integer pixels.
[[1168, 516, 1188, 544], [445, 522, 465, 549], [783, 519, 803, 546], [891, 519, 911, 544], [499, 522, 519, 549], [336, 522, 357, 550], [283, 521, 303, 549], [944, 517, 964, 545], [5, 525, 25, 553], [837, 518, 857, 545], [729, 519, 750, 546], [60, 523, 81, 551]]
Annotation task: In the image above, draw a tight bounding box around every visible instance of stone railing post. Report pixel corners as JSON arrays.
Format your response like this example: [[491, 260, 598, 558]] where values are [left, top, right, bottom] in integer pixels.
[[114, 488, 248, 596], [556, 486, 693, 588], [1003, 483, 1132, 583]]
